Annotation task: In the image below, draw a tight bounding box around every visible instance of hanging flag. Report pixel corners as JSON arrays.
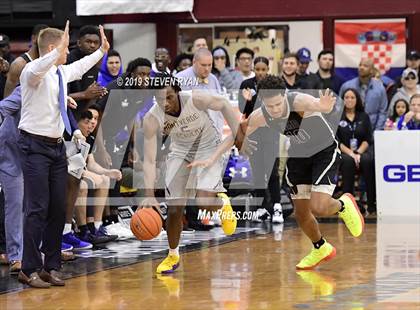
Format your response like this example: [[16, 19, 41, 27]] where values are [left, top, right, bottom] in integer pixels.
[[76, 0, 194, 16], [335, 19, 406, 80]]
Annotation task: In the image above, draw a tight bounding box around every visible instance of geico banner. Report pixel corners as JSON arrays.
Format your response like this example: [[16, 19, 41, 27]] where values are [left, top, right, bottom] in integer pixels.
[[76, 0, 194, 16], [375, 130, 420, 217]]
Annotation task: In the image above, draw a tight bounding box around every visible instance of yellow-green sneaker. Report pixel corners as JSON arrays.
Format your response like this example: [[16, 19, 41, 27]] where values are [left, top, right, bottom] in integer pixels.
[[156, 254, 180, 274], [296, 241, 336, 270], [217, 193, 237, 236], [338, 193, 364, 238]]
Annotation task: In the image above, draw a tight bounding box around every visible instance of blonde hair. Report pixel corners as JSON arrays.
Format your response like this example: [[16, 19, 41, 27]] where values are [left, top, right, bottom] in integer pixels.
[[37, 28, 64, 54]]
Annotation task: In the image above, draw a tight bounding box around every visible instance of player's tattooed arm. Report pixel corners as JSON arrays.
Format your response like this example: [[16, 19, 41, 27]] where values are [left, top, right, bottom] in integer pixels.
[[292, 88, 336, 114], [140, 114, 160, 208]]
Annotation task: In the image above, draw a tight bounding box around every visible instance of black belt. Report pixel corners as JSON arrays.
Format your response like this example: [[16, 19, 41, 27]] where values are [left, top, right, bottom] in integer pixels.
[[20, 130, 63, 144]]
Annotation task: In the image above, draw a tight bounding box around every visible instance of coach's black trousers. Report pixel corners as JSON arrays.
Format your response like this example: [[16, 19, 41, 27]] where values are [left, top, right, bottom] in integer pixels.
[[20, 133, 67, 275]]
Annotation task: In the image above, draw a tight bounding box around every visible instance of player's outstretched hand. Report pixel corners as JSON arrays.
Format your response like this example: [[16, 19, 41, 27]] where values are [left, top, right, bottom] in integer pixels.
[[318, 88, 336, 113], [99, 25, 110, 53], [57, 20, 70, 56]]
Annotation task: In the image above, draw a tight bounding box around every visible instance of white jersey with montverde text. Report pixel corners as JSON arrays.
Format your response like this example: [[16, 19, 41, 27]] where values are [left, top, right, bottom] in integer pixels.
[[147, 90, 221, 161]]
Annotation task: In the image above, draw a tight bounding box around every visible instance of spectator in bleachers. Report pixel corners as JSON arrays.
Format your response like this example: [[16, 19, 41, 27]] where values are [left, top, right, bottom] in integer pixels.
[[212, 46, 242, 90], [176, 48, 223, 230], [67, 25, 107, 118], [281, 52, 306, 89], [176, 48, 224, 134], [0, 34, 14, 100], [74, 109, 121, 244], [372, 67, 395, 102], [388, 68, 420, 117], [305, 49, 344, 94], [4, 24, 48, 98], [239, 56, 269, 117], [238, 57, 282, 222], [339, 58, 388, 130], [337, 88, 376, 214], [172, 53, 192, 75], [397, 94, 420, 130], [97, 49, 122, 87], [385, 98, 409, 130], [394, 50, 420, 89], [192, 37, 208, 54], [151, 47, 171, 76], [95, 57, 152, 238], [297, 47, 312, 77], [235, 48, 255, 81], [0, 87, 23, 273]]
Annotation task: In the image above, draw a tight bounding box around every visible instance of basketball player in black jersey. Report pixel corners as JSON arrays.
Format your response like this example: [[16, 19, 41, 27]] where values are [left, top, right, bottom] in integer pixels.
[[3, 24, 48, 98], [235, 75, 364, 270]]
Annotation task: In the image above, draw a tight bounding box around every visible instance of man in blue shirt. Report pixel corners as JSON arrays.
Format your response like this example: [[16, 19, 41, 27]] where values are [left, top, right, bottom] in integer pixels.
[[339, 58, 388, 130], [0, 86, 23, 274]]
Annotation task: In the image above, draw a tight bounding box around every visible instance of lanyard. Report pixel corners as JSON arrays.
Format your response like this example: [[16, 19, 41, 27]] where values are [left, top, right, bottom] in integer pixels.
[[348, 121, 357, 138]]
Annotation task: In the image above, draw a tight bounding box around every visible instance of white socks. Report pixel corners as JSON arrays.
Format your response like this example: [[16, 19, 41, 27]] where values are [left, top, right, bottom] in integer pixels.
[[63, 223, 72, 235], [169, 247, 179, 257], [94, 221, 103, 230]]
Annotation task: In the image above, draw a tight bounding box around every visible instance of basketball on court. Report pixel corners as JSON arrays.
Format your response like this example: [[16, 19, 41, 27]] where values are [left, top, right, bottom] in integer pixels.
[[130, 208, 163, 240]]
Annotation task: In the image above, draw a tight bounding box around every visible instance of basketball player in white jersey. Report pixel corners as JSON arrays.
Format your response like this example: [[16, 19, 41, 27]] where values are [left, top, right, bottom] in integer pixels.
[[140, 74, 239, 274]]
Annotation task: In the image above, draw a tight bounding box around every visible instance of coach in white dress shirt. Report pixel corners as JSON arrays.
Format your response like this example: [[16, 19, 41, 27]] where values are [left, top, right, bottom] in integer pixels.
[[17, 21, 109, 288]]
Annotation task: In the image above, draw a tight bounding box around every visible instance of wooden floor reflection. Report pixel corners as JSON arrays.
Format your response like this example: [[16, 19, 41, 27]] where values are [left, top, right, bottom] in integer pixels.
[[1, 222, 419, 309]]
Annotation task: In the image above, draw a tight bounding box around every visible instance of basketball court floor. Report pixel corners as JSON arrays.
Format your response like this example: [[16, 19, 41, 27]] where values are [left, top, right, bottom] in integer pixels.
[[0, 218, 419, 309]]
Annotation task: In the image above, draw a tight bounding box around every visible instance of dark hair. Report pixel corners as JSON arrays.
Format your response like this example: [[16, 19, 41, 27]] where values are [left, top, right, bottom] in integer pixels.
[[78, 25, 100, 39], [86, 103, 102, 115], [391, 98, 409, 122], [32, 24, 48, 36], [173, 53, 192, 71], [317, 49, 334, 61], [254, 56, 269, 66], [78, 110, 93, 122], [257, 75, 286, 98], [236, 47, 254, 60], [211, 46, 231, 75], [212, 46, 231, 67], [151, 73, 182, 93], [283, 52, 299, 63], [342, 88, 364, 113], [107, 49, 121, 59], [126, 57, 152, 74]]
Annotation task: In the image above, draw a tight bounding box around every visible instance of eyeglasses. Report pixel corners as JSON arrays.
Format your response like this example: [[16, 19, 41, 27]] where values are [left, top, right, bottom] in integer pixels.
[[404, 76, 417, 81], [238, 56, 252, 62]]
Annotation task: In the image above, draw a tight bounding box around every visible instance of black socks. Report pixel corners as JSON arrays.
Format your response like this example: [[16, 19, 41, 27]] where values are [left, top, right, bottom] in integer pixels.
[[338, 200, 345, 212], [313, 237, 325, 249]]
